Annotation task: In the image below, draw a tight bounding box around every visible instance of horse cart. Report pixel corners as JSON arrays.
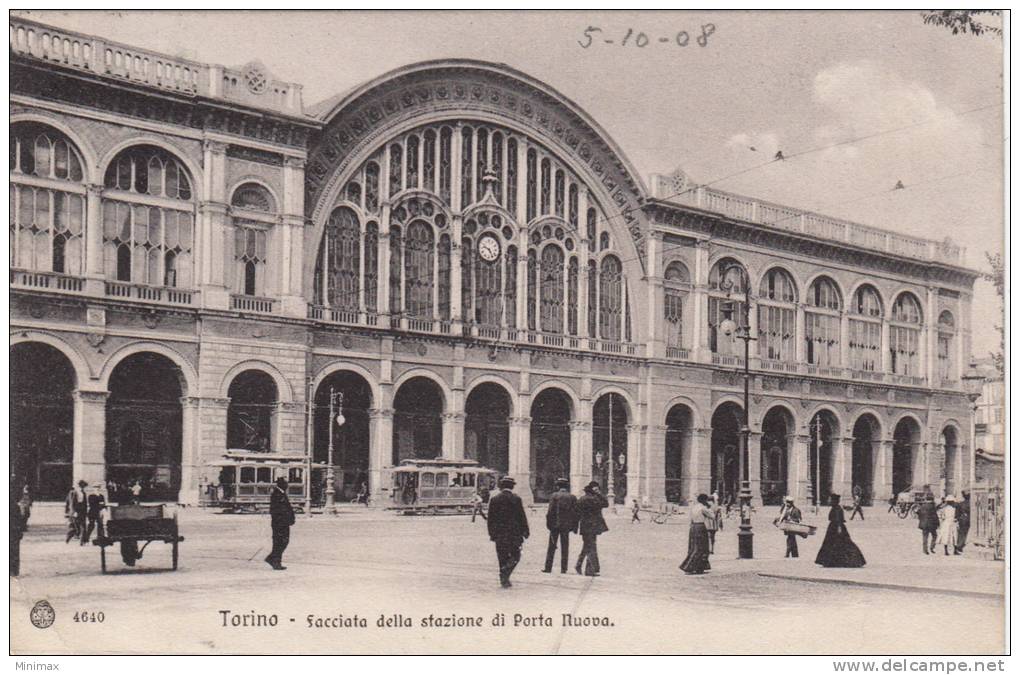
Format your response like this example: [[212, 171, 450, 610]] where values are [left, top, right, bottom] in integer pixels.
[[93, 504, 183, 573]]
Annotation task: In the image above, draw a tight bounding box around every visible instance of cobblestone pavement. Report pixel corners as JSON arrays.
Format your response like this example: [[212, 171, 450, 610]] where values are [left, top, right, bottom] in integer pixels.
[[10, 504, 1005, 655]]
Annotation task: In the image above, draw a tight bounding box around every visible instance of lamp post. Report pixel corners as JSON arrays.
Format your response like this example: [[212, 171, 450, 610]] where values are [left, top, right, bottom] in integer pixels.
[[325, 387, 345, 512], [718, 264, 755, 559], [962, 361, 984, 489], [607, 394, 616, 508], [810, 414, 825, 514]]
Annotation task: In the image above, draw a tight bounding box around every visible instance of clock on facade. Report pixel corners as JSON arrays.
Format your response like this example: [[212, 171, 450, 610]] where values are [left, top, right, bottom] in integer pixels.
[[478, 234, 501, 262]]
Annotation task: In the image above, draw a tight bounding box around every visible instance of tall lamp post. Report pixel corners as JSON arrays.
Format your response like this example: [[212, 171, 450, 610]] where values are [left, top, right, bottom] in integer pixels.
[[325, 388, 345, 512], [961, 361, 985, 489], [718, 264, 755, 559]]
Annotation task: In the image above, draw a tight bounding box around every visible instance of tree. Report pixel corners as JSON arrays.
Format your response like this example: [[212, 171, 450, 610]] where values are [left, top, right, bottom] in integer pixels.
[[983, 251, 1005, 376], [921, 10, 1002, 37]]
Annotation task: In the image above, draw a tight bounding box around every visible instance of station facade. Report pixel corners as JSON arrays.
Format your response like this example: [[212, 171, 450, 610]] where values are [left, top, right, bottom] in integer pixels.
[[10, 17, 980, 507]]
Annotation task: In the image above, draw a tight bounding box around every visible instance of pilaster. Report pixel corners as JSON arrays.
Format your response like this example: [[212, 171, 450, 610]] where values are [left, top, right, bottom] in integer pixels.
[[73, 389, 109, 487]]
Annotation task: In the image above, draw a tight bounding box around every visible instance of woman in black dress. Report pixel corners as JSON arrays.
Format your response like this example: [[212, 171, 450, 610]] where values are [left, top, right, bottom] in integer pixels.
[[680, 493, 713, 575], [815, 494, 866, 568]]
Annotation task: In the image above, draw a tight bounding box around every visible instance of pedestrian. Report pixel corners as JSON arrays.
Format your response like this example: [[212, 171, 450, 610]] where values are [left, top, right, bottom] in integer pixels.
[[849, 487, 865, 521], [17, 485, 32, 531], [575, 481, 609, 577], [130, 480, 142, 504], [65, 480, 87, 544], [82, 486, 107, 546], [265, 477, 295, 570], [470, 489, 487, 522], [542, 477, 578, 574], [776, 496, 803, 558], [705, 495, 721, 554], [815, 494, 866, 568], [955, 490, 971, 555], [887, 494, 898, 514], [11, 476, 26, 577], [630, 499, 641, 523], [936, 495, 958, 556], [486, 476, 529, 588], [917, 494, 939, 554], [357, 481, 370, 506], [679, 493, 713, 575]]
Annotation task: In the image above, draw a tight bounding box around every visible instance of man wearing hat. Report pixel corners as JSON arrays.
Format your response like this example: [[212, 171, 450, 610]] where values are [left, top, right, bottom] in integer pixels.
[[575, 481, 609, 576], [486, 477, 529, 588], [543, 478, 579, 574], [265, 477, 296, 570], [776, 496, 803, 558], [916, 493, 939, 554]]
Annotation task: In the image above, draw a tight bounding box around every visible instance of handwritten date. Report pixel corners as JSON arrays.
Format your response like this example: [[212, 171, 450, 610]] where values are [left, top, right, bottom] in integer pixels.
[[578, 25, 716, 49]]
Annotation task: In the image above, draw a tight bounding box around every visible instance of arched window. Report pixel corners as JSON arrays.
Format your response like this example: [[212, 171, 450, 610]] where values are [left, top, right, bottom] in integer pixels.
[[708, 258, 748, 355], [505, 245, 518, 330], [475, 128, 488, 202], [587, 259, 598, 337], [389, 143, 403, 198], [438, 233, 451, 321], [539, 244, 564, 333], [389, 226, 402, 317], [404, 220, 434, 318], [526, 249, 538, 331], [757, 268, 797, 363], [664, 261, 691, 351], [439, 127, 453, 205], [526, 149, 538, 222], [101, 145, 194, 287], [364, 222, 379, 313], [324, 206, 361, 310], [405, 134, 419, 191], [232, 183, 276, 298], [506, 138, 518, 217], [849, 284, 883, 372], [586, 207, 598, 253], [462, 236, 474, 324], [806, 276, 843, 368], [423, 130, 436, 193], [365, 161, 381, 213], [937, 310, 956, 384], [890, 292, 923, 377], [460, 127, 473, 207], [567, 257, 579, 336], [10, 122, 86, 275], [540, 158, 551, 215], [599, 255, 623, 341], [227, 370, 278, 452], [490, 132, 503, 204], [759, 268, 796, 302]]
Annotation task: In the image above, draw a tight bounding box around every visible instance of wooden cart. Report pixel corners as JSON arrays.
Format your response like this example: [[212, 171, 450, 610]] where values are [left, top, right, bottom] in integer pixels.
[[93, 504, 184, 573]]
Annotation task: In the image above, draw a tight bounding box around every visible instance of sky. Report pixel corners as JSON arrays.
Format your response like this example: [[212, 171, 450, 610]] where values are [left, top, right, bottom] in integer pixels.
[[19, 10, 1006, 358]]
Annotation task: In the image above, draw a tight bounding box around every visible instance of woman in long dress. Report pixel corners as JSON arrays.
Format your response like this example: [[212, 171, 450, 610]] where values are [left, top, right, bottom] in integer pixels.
[[680, 493, 713, 575], [936, 495, 958, 556], [815, 494, 866, 568]]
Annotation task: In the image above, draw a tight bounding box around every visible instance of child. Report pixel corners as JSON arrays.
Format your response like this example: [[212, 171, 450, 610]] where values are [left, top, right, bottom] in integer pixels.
[[631, 499, 641, 523]]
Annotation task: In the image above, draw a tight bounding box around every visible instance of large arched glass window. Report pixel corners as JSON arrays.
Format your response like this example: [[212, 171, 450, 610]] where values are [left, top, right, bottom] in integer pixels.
[[599, 255, 623, 341], [890, 292, 923, 377], [757, 268, 797, 362], [231, 183, 276, 298], [404, 220, 435, 318], [10, 122, 87, 275], [101, 145, 194, 287], [849, 284, 883, 372], [937, 310, 956, 384], [505, 245, 518, 330], [539, 244, 564, 333], [708, 258, 748, 355], [805, 276, 843, 368], [437, 233, 451, 321], [323, 206, 361, 310], [664, 261, 691, 351], [364, 221, 379, 314]]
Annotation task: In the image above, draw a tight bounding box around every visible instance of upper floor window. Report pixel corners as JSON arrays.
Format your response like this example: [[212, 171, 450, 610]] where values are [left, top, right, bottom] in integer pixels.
[[890, 292, 923, 377], [232, 183, 275, 213], [10, 122, 86, 275], [891, 292, 923, 324], [708, 258, 748, 355], [104, 145, 192, 200], [808, 276, 842, 311], [231, 183, 276, 298], [664, 261, 690, 284], [806, 277, 843, 368], [757, 268, 797, 362], [937, 310, 956, 384], [664, 261, 690, 350], [852, 284, 883, 318], [759, 267, 796, 302]]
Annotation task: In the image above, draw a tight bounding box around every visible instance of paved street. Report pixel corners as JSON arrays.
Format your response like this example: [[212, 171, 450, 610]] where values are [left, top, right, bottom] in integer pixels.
[[11, 504, 1005, 655]]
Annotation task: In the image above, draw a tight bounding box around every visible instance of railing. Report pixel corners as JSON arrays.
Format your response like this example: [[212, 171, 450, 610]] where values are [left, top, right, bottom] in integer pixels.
[[806, 364, 844, 378], [308, 305, 359, 325], [477, 325, 501, 340], [850, 369, 886, 382], [10, 17, 304, 115], [759, 359, 800, 374], [11, 269, 84, 293], [230, 294, 275, 314], [666, 346, 690, 361], [889, 373, 927, 386], [712, 354, 745, 367], [650, 173, 965, 265], [406, 317, 434, 333], [105, 281, 194, 305]]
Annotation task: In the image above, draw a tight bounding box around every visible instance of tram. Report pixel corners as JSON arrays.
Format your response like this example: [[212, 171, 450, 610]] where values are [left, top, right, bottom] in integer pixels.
[[389, 459, 499, 514], [202, 451, 327, 513]]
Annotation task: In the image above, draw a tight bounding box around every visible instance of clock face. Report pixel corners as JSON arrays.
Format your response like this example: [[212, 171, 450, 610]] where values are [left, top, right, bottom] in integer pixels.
[[478, 235, 501, 262]]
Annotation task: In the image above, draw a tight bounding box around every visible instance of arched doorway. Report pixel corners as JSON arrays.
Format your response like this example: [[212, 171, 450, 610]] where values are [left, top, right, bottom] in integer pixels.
[[11, 343, 76, 500], [760, 407, 792, 506], [530, 388, 572, 503], [392, 377, 444, 463], [464, 382, 511, 475], [711, 402, 742, 504], [851, 414, 880, 505], [106, 353, 184, 502], [941, 426, 959, 497], [227, 370, 278, 452], [315, 370, 373, 502], [892, 418, 921, 495], [808, 410, 838, 507], [664, 404, 692, 504], [592, 392, 628, 504]]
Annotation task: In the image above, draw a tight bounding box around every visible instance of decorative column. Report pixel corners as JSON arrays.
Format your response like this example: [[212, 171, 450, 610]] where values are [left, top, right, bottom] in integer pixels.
[[84, 183, 105, 295], [832, 433, 852, 499], [647, 232, 665, 359], [875, 438, 895, 502], [178, 396, 202, 505], [201, 139, 230, 310], [569, 420, 592, 496], [747, 430, 762, 506], [625, 423, 643, 505], [378, 222, 391, 317], [442, 412, 466, 460], [795, 302, 807, 365], [73, 389, 108, 487], [450, 124, 464, 330], [509, 416, 532, 500], [646, 424, 668, 505], [881, 319, 892, 374], [689, 426, 712, 500], [839, 310, 851, 375], [924, 286, 938, 384], [791, 432, 811, 504], [280, 156, 307, 317], [368, 408, 393, 501], [692, 240, 710, 362]]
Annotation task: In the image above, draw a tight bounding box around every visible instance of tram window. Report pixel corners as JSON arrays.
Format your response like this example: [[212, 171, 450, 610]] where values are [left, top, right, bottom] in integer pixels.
[[464, 473, 476, 488], [450, 473, 461, 487], [421, 473, 435, 488], [289, 468, 303, 483], [257, 467, 272, 483], [220, 466, 236, 484], [435, 473, 449, 488], [392, 473, 403, 488], [240, 467, 255, 484]]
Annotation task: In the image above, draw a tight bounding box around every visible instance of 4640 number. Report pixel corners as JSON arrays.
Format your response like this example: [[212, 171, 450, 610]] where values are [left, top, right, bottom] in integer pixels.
[[73, 611, 105, 623]]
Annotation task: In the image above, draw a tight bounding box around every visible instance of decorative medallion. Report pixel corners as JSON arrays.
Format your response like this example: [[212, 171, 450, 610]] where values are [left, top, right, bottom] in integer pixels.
[[551, 358, 560, 370], [143, 309, 160, 329], [30, 601, 55, 630], [341, 336, 354, 349], [242, 62, 268, 95], [416, 343, 427, 357], [27, 304, 46, 319], [86, 332, 105, 350]]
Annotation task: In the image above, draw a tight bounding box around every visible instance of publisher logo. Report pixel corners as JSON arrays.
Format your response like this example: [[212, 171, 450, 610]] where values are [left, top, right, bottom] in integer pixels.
[[30, 601, 55, 629]]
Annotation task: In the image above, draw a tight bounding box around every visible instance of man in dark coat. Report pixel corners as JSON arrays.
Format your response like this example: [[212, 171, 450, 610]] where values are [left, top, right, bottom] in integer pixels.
[[917, 494, 939, 554], [486, 476, 529, 588], [542, 478, 578, 574], [776, 496, 803, 558], [83, 488, 106, 545], [575, 481, 609, 577], [955, 490, 971, 554], [265, 477, 295, 570], [65, 480, 87, 544], [11, 476, 26, 577]]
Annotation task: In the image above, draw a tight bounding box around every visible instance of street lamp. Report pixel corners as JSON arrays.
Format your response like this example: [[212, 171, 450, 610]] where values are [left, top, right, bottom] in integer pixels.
[[962, 361, 985, 489], [325, 387, 345, 512], [718, 264, 755, 559]]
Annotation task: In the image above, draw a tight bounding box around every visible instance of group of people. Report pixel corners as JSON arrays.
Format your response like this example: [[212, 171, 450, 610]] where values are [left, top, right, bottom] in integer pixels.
[[916, 490, 971, 556]]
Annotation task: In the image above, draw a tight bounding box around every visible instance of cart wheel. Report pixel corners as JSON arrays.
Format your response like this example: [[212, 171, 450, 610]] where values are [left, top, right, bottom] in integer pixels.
[[652, 513, 667, 525], [897, 507, 909, 519], [172, 539, 179, 570], [100, 546, 107, 574]]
